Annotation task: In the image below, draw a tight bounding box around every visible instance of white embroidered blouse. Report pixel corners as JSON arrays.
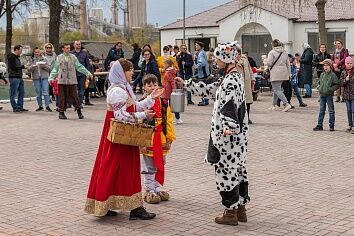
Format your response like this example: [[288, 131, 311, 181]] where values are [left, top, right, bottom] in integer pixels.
[[106, 86, 155, 122]]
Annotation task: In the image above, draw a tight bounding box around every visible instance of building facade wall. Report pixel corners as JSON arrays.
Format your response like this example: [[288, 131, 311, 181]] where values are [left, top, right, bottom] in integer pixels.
[[218, 6, 291, 45], [160, 27, 219, 53], [161, 5, 354, 57], [293, 20, 354, 55]]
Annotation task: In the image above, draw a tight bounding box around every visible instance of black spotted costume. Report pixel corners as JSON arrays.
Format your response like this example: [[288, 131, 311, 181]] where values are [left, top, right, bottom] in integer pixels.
[[205, 42, 250, 210]]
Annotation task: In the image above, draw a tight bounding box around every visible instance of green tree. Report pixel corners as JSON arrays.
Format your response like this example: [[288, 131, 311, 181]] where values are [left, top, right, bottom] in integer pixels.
[[60, 31, 83, 43]]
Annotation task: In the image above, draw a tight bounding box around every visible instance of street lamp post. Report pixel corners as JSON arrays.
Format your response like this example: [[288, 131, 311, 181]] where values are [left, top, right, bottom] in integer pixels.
[[183, 0, 186, 44]]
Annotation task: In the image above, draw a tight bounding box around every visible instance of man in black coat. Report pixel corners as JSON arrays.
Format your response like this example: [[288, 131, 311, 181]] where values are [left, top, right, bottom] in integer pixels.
[[176, 44, 194, 104], [7, 45, 28, 112], [104, 41, 124, 71], [71, 40, 93, 106]]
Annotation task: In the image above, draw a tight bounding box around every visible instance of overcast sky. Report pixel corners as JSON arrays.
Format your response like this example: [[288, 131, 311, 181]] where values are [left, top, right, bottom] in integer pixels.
[[0, 0, 231, 29]]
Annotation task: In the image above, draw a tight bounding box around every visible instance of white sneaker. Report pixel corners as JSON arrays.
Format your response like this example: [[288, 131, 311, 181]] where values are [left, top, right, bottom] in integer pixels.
[[282, 103, 292, 112], [268, 106, 277, 111], [176, 119, 183, 125]]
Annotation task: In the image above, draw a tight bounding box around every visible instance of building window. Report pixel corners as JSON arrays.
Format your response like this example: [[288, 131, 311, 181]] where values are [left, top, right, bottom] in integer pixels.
[[308, 32, 346, 53]]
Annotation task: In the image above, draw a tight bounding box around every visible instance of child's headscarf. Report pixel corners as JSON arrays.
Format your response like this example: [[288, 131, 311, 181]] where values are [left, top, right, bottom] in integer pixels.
[[108, 60, 135, 100]]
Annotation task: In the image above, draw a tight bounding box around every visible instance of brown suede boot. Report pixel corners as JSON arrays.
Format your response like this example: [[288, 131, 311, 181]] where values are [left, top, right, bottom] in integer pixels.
[[215, 209, 238, 226], [237, 205, 247, 222]]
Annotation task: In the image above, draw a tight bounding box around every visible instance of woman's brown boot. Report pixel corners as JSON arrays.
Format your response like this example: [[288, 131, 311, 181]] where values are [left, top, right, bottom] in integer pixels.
[[237, 205, 247, 222], [215, 209, 238, 226]]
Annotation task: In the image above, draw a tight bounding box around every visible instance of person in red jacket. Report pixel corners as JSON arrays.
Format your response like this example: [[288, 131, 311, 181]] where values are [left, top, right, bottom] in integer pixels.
[[161, 58, 184, 125], [50, 78, 59, 111], [332, 39, 349, 102]]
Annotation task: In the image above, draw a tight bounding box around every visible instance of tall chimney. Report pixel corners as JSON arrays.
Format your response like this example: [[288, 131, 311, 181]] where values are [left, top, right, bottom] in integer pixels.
[[111, 0, 118, 25], [80, 0, 88, 38]]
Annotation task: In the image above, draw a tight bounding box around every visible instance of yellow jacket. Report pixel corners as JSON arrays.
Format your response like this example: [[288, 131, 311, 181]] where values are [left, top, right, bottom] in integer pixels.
[[157, 55, 178, 83], [141, 98, 176, 157]]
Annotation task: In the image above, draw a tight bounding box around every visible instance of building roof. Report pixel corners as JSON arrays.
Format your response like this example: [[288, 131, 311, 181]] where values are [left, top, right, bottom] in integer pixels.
[[161, 0, 354, 30]]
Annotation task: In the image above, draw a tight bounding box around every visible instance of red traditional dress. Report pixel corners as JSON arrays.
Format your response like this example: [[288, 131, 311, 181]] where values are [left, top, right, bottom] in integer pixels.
[[85, 85, 155, 216]]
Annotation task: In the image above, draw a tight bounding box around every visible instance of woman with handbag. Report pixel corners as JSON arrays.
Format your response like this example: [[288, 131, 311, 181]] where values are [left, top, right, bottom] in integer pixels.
[[266, 39, 292, 112], [85, 58, 164, 220]]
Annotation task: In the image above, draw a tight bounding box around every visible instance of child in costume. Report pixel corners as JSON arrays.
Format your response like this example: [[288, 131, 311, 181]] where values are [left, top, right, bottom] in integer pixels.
[[141, 74, 176, 204]]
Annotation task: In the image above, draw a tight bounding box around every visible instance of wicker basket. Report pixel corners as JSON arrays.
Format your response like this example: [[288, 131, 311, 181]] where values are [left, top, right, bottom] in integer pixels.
[[107, 119, 155, 147]]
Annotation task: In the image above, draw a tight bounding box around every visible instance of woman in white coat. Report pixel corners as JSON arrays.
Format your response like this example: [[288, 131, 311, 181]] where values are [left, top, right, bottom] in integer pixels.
[[266, 39, 292, 112]]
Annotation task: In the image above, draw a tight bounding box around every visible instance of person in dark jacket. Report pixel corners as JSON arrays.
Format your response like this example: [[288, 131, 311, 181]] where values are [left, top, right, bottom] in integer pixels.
[[313, 43, 331, 79], [332, 39, 349, 102], [71, 40, 93, 106], [176, 44, 194, 104], [104, 41, 124, 71], [340, 57, 354, 133], [7, 45, 28, 112], [133, 49, 160, 93], [244, 51, 257, 68], [300, 43, 314, 98], [130, 43, 142, 81], [130, 43, 142, 70]]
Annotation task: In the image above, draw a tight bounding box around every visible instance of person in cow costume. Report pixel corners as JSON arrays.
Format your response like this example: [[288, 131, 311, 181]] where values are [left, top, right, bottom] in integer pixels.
[[205, 41, 250, 226]]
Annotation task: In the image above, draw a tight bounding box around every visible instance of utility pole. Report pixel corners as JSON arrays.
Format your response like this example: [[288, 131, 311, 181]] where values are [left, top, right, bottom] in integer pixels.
[[183, 0, 186, 44], [80, 0, 88, 39]]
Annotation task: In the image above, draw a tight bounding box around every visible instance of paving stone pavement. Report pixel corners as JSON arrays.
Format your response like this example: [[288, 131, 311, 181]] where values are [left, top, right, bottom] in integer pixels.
[[1, 92, 354, 236]]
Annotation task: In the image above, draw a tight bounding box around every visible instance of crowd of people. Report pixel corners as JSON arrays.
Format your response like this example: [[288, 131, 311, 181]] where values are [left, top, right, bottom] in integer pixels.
[[0, 36, 353, 226], [257, 39, 353, 133]]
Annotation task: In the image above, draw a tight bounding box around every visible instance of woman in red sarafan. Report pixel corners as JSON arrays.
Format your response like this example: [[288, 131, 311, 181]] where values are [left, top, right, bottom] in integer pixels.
[[84, 58, 164, 220]]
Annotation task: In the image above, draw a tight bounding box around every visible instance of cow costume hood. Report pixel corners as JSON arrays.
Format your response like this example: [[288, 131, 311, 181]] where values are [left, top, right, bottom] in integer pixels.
[[214, 41, 241, 64]]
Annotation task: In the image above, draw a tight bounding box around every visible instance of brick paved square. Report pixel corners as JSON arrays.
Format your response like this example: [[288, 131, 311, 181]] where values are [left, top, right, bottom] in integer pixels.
[[1, 92, 354, 235]]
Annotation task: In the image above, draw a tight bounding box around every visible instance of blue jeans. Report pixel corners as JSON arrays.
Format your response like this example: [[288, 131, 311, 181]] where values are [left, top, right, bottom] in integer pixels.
[[33, 78, 50, 108], [291, 83, 303, 105], [77, 75, 85, 105], [318, 95, 335, 127], [345, 100, 354, 127], [133, 75, 143, 90], [304, 83, 312, 96], [9, 77, 25, 111], [199, 97, 209, 105]]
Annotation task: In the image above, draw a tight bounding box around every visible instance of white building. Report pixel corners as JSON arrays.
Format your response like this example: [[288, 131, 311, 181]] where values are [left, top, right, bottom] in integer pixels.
[[160, 0, 354, 65]]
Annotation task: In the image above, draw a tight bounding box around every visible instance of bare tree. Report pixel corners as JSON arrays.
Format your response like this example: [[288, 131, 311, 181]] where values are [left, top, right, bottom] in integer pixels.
[[315, 0, 327, 45], [0, 0, 5, 17], [46, 0, 63, 52], [1, 0, 28, 58]]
